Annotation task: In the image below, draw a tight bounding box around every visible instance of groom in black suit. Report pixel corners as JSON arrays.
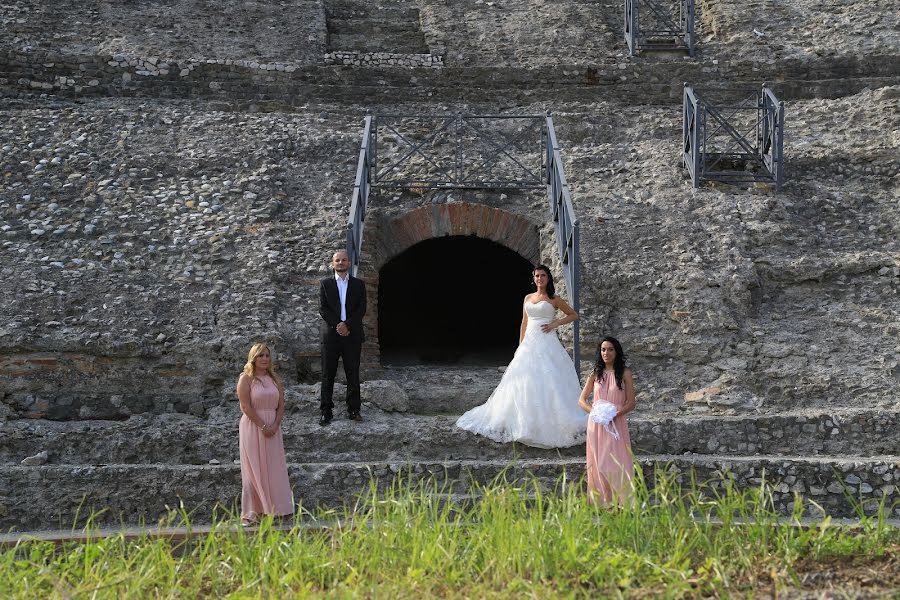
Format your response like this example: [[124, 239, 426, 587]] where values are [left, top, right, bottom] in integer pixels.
[[318, 249, 367, 426]]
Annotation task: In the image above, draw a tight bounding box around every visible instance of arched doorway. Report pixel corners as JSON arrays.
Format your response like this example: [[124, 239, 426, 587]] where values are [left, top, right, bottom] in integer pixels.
[[378, 236, 533, 365]]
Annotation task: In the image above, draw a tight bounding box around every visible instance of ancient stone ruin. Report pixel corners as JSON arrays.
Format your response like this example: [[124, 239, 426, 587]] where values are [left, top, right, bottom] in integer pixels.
[[0, 0, 898, 530]]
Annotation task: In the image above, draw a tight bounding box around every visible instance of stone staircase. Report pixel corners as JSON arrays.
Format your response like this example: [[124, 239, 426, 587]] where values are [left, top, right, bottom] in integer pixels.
[[325, 0, 429, 54], [3, 395, 898, 530]]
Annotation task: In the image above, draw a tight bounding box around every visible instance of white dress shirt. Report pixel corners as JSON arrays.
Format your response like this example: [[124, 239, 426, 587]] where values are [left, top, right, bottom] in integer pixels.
[[335, 272, 348, 322]]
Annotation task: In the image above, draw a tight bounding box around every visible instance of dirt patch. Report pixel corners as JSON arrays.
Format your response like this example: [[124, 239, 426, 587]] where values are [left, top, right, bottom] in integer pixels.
[[754, 548, 900, 598]]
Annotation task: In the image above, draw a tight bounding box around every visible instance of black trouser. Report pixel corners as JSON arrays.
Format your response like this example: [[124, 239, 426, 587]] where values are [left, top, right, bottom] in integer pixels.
[[320, 333, 362, 415]]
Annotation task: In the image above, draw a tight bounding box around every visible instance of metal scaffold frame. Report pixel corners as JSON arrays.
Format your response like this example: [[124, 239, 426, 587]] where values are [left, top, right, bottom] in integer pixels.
[[369, 114, 546, 189], [682, 84, 785, 191], [625, 0, 695, 56]]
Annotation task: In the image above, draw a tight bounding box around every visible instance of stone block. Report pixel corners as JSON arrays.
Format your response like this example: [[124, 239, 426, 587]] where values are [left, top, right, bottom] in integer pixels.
[[362, 380, 409, 412]]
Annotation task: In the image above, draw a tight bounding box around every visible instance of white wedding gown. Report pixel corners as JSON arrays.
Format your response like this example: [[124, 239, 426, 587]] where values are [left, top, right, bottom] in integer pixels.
[[456, 300, 587, 448]]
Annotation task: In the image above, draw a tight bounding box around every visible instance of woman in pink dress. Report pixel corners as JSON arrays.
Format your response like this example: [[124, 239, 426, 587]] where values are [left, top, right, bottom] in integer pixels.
[[237, 343, 294, 525], [578, 336, 637, 507]]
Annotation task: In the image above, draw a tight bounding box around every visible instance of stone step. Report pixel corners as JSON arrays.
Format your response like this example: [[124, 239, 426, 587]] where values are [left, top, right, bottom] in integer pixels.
[[3, 455, 897, 529], [326, 0, 420, 15], [632, 409, 900, 458], [327, 18, 424, 36], [0, 412, 584, 466], [326, 6, 421, 22], [3, 409, 898, 466], [324, 0, 428, 54], [327, 31, 429, 54], [379, 365, 505, 413]]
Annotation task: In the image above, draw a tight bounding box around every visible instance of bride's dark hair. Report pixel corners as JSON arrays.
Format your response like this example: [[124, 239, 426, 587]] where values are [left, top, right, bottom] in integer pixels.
[[593, 336, 627, 390], [532, 264, 555, 299]]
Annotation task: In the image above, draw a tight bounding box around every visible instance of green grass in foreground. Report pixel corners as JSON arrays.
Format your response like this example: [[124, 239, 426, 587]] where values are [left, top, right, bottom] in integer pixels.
[[2, 468, 898, 598]]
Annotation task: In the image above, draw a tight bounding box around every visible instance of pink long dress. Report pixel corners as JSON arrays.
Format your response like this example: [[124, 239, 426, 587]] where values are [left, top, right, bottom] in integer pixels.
[[586, 369, 634, 506], [239, 376, 294, 520]]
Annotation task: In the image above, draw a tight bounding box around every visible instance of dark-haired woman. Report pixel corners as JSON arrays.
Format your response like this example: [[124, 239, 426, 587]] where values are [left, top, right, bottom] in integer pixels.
[[578, 336, 636, 506], [456, 265, 586, 448]]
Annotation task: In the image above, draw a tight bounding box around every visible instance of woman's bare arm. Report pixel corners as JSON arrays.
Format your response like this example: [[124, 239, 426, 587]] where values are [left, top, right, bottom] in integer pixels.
[[578, 372, 596, 413], [519, 301, 529, 344], [237, 374, 266, 429], [268, 381, 286, 437], [542, 296, 579, 332], [619, 370, 637, 416]]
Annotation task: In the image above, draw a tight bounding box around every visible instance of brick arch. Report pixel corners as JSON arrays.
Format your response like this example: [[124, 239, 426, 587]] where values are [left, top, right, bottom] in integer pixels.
[[381, 203, 540, 266]]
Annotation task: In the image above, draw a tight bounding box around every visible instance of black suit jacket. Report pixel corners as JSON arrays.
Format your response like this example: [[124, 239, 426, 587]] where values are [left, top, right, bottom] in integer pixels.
[[319, 274, 367, 342]]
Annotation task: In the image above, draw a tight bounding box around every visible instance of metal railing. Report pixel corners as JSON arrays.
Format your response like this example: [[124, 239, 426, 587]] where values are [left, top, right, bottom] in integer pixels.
[[370, 114, 546, 189], [545, 115, 580, 371], [682, 84, 785, 191], [345, 116, 373, 277], [625, 0, 695, 56]]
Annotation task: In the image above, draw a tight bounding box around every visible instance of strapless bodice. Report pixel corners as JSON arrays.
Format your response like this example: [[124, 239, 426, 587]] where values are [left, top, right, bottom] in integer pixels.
[[525, 300, 555, 323]]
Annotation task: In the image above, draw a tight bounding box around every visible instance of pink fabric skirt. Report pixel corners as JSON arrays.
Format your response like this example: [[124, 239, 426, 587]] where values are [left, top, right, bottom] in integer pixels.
[[586, 413, 634, 506], [239, 409, 294, 520]]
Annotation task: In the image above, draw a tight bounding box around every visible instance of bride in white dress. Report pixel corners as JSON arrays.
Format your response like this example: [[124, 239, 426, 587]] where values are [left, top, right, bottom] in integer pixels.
[[456, 265, 587, 448]]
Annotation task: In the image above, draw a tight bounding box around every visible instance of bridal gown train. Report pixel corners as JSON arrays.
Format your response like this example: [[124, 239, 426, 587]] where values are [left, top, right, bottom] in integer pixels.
[[456, 300, 587, 448]]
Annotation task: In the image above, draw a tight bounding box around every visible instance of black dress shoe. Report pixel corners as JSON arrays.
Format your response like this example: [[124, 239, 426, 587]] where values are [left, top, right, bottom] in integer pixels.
[[319, 413, 333, 427], [348, 412, 362, 422]]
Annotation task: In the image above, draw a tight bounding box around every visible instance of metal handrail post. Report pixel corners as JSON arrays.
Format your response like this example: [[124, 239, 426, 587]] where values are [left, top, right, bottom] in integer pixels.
[[346, 116, 373, 277], [545, 115, 580, 373], [762, 85, 786, 191], [572, 220, 580, 373], [625, 0, 636, 56], [632, 0, 640, 53], [682, 84, 702, 187], [370, 116, 377, 187], [542, 117, 549, 184], [682, 85, 690, 172], [774, 99, 784, 191], [685, 0, 695, 56], [696, 99, 704, 187]]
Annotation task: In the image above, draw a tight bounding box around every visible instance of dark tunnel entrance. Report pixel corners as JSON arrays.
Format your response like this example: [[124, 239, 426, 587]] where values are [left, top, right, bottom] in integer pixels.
[[378, 236, 534, 366]]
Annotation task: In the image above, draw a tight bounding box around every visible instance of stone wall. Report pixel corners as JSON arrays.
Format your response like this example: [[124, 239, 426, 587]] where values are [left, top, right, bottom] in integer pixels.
[[1, 87, 897, 419], [699, 0, 899, 63], [558, 85, 899, 412], [1, 0, 898, 107], [3, 456, 897, 529], [2, 48, 897, 106], [4, 0, 897, 69], [631, 411, 900, 457], [0, 352, 225, 420], [324, 51, 443, 68], [1, 0, 327, 63]]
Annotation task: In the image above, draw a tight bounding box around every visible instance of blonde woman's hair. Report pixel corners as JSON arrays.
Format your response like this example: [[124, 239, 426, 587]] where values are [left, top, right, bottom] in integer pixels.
[[242, 342, 283, 389]]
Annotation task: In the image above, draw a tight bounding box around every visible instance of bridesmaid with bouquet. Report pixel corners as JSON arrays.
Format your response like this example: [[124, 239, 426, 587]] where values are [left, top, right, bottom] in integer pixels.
[[578, 336, 637, 506]]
